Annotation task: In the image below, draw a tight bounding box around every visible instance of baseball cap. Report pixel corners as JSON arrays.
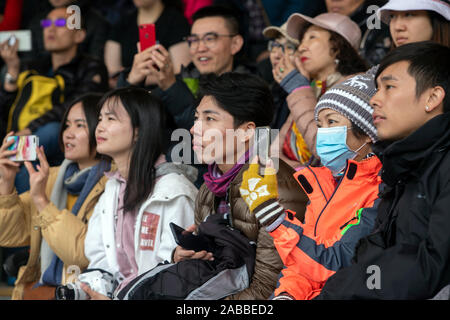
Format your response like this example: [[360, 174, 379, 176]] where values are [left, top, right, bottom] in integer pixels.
[[286, 12, 361, 50], [378, 0, 450, 24], [263, 22, 299, 45]]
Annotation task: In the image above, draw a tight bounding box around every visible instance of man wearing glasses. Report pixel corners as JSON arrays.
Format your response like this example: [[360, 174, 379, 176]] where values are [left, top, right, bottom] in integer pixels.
[[122, 5, 246, 132], [0, 6, 108, 193]]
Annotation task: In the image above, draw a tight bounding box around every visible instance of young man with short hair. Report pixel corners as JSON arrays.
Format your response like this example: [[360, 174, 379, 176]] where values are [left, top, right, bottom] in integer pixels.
[[122, 5, 246, 131], [316, 41, 450, 299], [173, 72, 308, 299]]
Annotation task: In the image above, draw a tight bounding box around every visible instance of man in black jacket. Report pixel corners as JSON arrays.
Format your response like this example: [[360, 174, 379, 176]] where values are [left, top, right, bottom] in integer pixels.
[[316, 41, 450, 299], [0, 6, 108, 192], [120, 5, 247, 131], [118, 5, 250, 188]]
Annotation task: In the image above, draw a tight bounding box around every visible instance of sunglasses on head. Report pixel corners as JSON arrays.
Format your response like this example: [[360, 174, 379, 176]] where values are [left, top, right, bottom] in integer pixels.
[[40, 18, 67, 28]]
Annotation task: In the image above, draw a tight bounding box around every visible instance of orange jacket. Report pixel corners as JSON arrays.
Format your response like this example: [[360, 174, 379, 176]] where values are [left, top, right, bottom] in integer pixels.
[[270, 155, 382, 300]]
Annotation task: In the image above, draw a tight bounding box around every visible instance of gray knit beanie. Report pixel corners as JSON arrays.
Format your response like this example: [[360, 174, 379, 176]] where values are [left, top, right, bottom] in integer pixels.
[[314, 66, 378, 143]]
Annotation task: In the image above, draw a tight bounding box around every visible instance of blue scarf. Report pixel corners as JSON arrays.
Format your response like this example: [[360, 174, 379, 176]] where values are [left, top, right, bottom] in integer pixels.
[[40, 160, 110, 286]]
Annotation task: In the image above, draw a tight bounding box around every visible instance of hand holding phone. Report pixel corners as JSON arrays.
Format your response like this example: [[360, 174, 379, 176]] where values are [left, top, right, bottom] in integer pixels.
[[0, 30, 31, 51], [0, 133, 21, 194], [7, 135, 39, 162], [170, 222, 213, 253]]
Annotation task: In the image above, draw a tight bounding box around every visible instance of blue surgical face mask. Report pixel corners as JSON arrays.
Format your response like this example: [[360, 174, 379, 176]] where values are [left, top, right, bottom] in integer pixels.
[[316, 126, 366, 176]]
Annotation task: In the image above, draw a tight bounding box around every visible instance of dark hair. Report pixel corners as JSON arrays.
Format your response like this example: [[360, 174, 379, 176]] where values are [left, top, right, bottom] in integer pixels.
[[98, 87, 168, 212], [298, 23, 368, 76], [192, 5, 240, 35], [162, 0, 184, 13], [198, 72, 274, 128], [429, 11, 450, 47], [376, 41, 450, 113], [328, 31, 368, 76], [59, 93, 103, 157]]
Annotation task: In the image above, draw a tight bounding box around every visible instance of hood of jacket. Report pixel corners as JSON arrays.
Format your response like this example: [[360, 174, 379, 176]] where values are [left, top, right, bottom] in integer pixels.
[[155, 162, 198, 185], [373, 112, 450, 187]]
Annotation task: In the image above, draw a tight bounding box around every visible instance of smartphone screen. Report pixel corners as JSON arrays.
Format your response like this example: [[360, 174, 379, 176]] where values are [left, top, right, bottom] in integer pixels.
[[7, 135, 39, 162], [0, 30, 32, 51], [139, 23, 156, 51], [254, 127, 271, 175]]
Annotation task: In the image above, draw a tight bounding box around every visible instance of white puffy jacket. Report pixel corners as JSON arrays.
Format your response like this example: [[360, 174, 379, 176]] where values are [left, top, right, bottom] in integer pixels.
[[84, 163, 198, 282]]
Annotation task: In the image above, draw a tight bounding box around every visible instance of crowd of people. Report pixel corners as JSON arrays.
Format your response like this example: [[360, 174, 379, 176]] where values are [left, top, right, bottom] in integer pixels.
[[0, 0, 449, 300]]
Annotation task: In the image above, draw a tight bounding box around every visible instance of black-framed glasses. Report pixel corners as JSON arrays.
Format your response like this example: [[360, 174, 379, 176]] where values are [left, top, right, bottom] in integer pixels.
[[184, 32, 237, 49], [41, 18, 67, 28], [268, 40, 297, 55]]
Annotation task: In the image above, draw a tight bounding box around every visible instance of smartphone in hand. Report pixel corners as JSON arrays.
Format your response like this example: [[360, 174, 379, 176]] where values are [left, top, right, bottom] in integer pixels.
[[169, 222, 213, 252], [253, 126, 271, 175], [7, 135, 39, 162], [0, 30, 32, 51], [139, 23, 156, 52]]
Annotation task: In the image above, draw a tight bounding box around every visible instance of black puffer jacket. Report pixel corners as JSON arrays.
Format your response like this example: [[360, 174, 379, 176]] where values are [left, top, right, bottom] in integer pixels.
[[317, 112, 450, 299]]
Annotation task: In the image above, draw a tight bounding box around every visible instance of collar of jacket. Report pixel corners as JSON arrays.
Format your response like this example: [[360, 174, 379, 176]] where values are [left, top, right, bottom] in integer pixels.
[[25, 52, 85, 75], [180, 61, 256, 80], [294, 155, 382, 201], [373, 112, 450, 187]]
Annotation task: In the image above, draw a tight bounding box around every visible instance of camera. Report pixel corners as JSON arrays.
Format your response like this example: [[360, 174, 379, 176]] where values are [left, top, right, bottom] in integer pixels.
[[55, 269, 117, 300]]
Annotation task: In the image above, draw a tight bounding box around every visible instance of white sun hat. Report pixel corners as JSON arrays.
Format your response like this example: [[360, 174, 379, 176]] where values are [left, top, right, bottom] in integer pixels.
[[378, 0, 450, 24]]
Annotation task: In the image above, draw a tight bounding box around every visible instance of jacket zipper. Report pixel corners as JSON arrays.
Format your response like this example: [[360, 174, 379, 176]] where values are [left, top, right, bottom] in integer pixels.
[[313, 164, 349, 237], [305, 166, 329, 202]]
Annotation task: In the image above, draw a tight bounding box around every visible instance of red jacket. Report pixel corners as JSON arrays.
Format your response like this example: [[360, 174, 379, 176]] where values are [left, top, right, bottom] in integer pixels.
[[271, 155, 382, 300]]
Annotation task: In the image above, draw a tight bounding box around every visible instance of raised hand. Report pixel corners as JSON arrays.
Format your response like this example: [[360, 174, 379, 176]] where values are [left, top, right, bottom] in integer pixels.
[[145, 44, 176, 91], [127, 43, 155, 85], [272, 49, 297, 84], [239, 157, 285, 227], [24, 146, 50, 211], [0, 132, 21, 195]]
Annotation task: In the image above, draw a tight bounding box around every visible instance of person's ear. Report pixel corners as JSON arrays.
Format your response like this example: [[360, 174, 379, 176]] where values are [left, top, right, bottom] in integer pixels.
[[74, 28, 86, 44], [425, 86, 445, 114], [238, 121, 256, 143], [230, 35, 244, 56], [133, 127, 139, 143]]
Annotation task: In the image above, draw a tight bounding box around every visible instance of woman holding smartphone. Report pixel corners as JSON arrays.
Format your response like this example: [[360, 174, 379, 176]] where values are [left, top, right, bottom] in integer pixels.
[[82, 87, 197, 298], [240, 70, 383, 300], [0, 93, 109, 299]]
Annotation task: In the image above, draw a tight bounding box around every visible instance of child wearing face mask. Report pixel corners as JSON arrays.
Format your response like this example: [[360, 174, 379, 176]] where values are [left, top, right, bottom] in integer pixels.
[[239, 67, 383, 300]]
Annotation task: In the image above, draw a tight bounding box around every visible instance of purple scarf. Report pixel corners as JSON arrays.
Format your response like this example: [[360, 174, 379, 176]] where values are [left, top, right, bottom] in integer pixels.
[[203, 150, 250, 197]]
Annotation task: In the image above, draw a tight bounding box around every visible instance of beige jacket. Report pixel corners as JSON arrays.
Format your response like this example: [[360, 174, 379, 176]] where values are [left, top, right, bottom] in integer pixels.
[[0, 165, 107, 299]]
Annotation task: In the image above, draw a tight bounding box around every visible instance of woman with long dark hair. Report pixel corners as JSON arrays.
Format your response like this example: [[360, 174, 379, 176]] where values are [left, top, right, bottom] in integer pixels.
[[0, 93, 109, 299], [83, 87, 198, 296]]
